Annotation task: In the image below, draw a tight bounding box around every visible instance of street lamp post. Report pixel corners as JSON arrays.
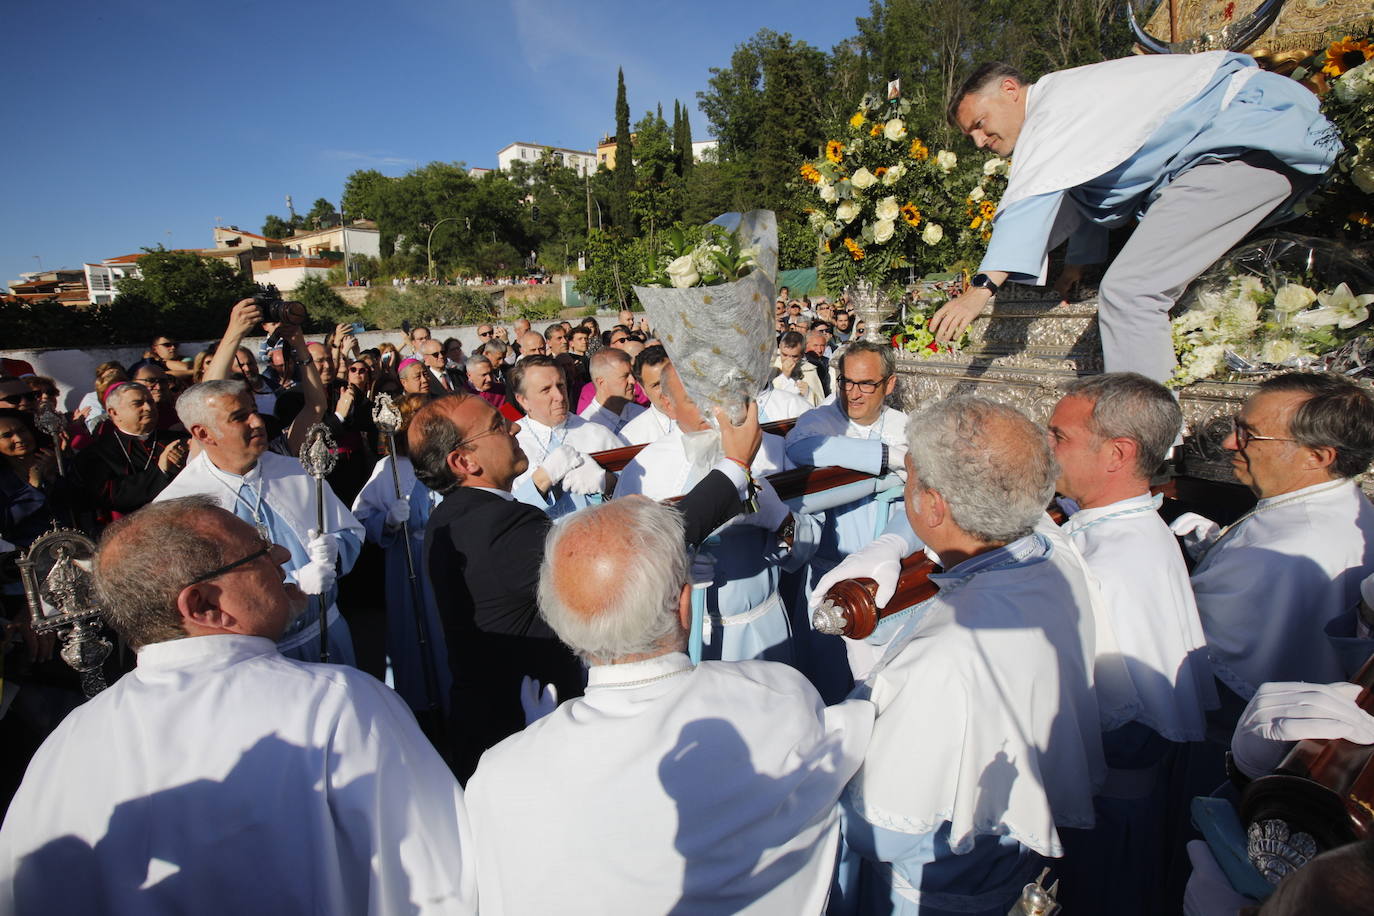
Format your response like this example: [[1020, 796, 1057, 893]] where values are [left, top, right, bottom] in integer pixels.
[[427, 217, 459, 281]]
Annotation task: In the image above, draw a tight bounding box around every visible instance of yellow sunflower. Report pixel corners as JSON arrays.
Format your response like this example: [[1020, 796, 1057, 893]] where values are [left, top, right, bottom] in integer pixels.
[[900, 202, 922, 226], [979, 200, 998, 220], [1323, 35, 1374, 77], [870, 123, 883, 137], [969, 216, 983, 229], [849, 111, 866, 129], [874, 167, 888, 180], [826, 140, 844, 164], [844, 237, 865, 261], [909, 139, 929, 160], [799, 163, 822, 184]]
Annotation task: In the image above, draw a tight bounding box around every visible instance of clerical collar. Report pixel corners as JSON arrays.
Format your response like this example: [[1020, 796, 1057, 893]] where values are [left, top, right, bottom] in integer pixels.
[[588, 651, 694, 689], [113, 425, 151, 441]]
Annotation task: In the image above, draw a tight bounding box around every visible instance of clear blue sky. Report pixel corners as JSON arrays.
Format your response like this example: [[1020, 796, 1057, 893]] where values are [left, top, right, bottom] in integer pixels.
[[1, 0, 866, 293]]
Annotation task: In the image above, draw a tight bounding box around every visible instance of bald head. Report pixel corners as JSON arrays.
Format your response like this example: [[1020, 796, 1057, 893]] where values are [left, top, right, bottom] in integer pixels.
[[537, 497, 689, 665], [588, 348, 630, 379], [519, 331, 547, 356]]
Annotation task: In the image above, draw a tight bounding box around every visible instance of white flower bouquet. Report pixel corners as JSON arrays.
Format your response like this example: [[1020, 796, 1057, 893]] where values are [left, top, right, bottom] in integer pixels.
[[1169, 234, 1374, 387]]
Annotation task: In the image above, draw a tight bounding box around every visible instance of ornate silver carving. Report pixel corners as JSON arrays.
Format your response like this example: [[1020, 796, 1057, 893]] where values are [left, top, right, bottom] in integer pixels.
[[17, 527, 111, 696], [811, 601, 848, 636], [849, 280, 893, 345], [34, 406, 67, 476], [371, 392, 403, 435], [299, 423, 339, 480], [1248, 818, 1318, 886]]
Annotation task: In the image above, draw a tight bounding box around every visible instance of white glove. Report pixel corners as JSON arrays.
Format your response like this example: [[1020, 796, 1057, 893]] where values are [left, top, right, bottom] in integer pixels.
[[561, 459, 606, 496], [1231, 681, 1374, 779], [738, 476, 790, 533], [384, 497, 410, 530], [519, 675, 559, 725], [809, 532, 908, 611], [1171, 512, 1221, 560], [296, 529, 339, 596], [539, 443, 584, 485], [886, 444, 909, 481]]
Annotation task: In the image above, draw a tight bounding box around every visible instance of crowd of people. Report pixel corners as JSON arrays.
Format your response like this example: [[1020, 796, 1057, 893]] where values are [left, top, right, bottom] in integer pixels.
[[2, 279, 1371, 914]]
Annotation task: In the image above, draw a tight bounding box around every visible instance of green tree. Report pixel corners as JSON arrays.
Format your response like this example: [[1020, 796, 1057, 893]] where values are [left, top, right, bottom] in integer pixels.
[[629, 110, 683, 255], [341, 169, 390, 222], [575, 230, 648, 308], [111, 248, 261, 341], [291, 275, 354, 331], [262, 214, 296, 239], [305, 197, 339, 230], [611, 68, 637, 231]]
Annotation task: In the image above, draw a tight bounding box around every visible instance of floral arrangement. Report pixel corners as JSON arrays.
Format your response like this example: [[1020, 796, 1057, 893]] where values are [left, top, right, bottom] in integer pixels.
[[1168, 235, 1374, 387], [644, 224, 760, 289], [1288, 36, 1374, 239], [801, 93, 1010, 294], [888, 287, 971, 357]]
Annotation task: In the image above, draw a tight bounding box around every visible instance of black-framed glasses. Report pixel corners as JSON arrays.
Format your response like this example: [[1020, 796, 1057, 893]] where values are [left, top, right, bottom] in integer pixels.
[[1230, 416, 1296, 450], [456, 415, 511, 450], [142, 378, 175, 388], [839, 376, 888, 394], [185, 541, 275, 586]]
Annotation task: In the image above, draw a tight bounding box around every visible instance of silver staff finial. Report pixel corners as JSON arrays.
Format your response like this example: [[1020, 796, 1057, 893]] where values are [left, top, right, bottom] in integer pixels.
[[372, 392, 403, 434], [299, 423, 339, 479]]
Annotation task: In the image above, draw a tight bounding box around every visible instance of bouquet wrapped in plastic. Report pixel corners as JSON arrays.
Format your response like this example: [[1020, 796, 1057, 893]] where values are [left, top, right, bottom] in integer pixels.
[[634, 211, 779, 423], [1168, 233, 1374, 387]]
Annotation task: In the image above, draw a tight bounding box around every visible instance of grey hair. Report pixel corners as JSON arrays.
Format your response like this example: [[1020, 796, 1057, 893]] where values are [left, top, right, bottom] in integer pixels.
[[1061, 373, 1181, 478], [838, 339, 895, 380], [106, 381, 150, 411], [94, 496, 231, 648], [481, 339, 508, 360], [176, 379, 249, 434], [465, 354, 493, 373], [588, 347, 631, 381], [1259, 372, 1374, 478], [906, 396, 1057, 544], [538, 498, 688, 665], [947, 62, 1026, 126]]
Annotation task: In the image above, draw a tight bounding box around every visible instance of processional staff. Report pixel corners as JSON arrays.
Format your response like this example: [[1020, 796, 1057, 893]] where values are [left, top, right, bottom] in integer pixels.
[[300, 423, 338, 663]]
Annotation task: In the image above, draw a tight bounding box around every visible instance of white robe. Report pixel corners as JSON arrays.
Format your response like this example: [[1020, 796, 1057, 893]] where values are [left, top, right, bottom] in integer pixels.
[[1062, 494, 1215, 742], [466, 652, 874, 915], [0, 635, 476, 915], [619, 403, 675, 446], [577, 397, 645, 435], [756, 386, 812, 423], [849, 534, 1105, 860], [1191, 478, 1374, 699]]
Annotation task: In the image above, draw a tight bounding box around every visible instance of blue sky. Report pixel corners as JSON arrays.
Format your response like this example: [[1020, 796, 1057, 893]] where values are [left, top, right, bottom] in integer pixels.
[[2, 0, 866, 293]]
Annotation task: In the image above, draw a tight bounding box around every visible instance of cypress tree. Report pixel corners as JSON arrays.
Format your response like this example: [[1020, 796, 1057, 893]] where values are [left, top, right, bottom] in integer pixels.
[[679, 105, 694, 179], [612, 68, 636, 231]]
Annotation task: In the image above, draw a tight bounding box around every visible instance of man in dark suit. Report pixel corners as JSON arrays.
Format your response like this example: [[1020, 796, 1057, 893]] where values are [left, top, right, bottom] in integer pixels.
[[409, 392, 761, 781]]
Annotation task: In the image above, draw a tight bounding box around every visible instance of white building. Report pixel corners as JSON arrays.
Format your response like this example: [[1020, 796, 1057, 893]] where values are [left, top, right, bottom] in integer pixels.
[[692, 139, 719, 162], [497, 142, 597, 177]]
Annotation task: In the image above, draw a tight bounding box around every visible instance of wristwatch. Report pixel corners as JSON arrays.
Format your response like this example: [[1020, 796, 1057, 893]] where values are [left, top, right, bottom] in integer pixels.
[[970, 273, 1001, 295]]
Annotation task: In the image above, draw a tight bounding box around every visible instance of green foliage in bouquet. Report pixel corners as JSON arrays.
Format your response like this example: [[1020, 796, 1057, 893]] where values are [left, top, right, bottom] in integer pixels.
[[887, 288, 971, 357], [802, 92, 1010, 295], [643, 223, 761, 289]]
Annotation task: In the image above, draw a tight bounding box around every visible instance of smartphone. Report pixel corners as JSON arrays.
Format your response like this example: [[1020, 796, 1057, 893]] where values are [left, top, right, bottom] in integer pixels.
[[351, 322, 365, 336]]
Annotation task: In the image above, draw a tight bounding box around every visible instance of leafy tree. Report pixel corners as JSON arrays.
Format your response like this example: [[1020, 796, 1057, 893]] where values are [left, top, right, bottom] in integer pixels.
[[305, 197, 339, 230], [262, 214, 297, 239], [575, 230, 648, 308], [112, 247, 261, 341], [612, 68, 637, 231], [341, 169, 390, 222], [291, 275, 354, 331], [360, 285, 497, 330], [629, 110, 684, 253]]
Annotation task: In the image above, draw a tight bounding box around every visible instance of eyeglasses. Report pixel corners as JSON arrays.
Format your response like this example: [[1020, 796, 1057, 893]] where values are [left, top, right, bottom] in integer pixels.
[[185, 540, 275, 586], [456, 415, 511, 450], [141, 378, 175, 388], [155, 341, 177, 349], [0, 392, 37, 405], [839, 376, 889, 394], [348, 366, 371, 374], [1230, 416, 1296, 450], [477, 330, 494, 337]]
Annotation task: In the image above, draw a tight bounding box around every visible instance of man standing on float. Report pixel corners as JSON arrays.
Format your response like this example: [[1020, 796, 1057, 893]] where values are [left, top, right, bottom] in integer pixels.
[[929, 51, 1338, 383]]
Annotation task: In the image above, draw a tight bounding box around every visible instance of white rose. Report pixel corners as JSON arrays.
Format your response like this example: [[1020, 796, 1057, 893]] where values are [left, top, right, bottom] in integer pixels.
[[836, 200, 861, 223], [873, 218, 896, 244], [1273, 283, 1317, 314], [665, 255, 699, 289], [851, 167, 878, 190], [883, 119, 907, 141], [882, 162, 906, 185], [983, 157, 1006, 176], [1260, 338, 1302, 364], [819, 182, 837, 203], [875, 196, 900, 222], [969, 185, 986, 202], [936, 150, 958, 172], [922, 222, 944, 245]]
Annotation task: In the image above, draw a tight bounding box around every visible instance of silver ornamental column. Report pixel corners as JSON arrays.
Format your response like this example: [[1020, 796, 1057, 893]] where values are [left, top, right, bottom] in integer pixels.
[[18, 528, 111, 696], [299, 423, 339, 663]]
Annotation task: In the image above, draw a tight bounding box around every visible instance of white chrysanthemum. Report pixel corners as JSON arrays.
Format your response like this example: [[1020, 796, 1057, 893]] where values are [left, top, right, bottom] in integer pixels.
[[1234, 275, 1266, 302], [1273, 283, 1318, 314], [1218, 296, 1260, 339]]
